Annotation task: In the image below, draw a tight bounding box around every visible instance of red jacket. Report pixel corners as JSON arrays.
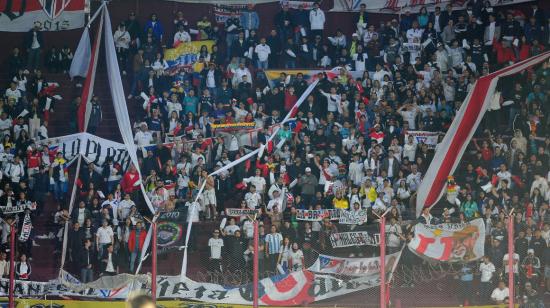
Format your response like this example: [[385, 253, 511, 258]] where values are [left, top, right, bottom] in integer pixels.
[[493, 40, 516, 65], [121, 170, 140, 194], [128, 229, 147, 252], [27, 151, 41, 169], [284, 92, 298, 112], [519, 44, 530, 61]]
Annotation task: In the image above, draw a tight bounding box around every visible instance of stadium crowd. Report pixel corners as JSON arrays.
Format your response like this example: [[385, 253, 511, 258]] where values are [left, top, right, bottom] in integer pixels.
[[0, 0, 548, 306]]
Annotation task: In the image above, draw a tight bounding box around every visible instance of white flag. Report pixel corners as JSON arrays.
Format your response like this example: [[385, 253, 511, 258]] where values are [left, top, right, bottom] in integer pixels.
[[69, 27, 91, 78]]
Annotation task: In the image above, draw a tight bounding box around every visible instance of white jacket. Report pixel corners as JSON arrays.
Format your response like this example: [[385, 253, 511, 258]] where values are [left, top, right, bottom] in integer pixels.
[[309, 9, 325, 30]]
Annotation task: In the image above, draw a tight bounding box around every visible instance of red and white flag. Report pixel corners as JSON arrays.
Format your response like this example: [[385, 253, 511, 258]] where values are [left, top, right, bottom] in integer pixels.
[[0, 0, 86, 32], [416, 52, 550, 217]]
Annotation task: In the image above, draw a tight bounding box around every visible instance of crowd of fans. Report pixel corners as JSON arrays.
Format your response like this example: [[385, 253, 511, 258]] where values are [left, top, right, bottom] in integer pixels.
[[0, 0, 548, 306]]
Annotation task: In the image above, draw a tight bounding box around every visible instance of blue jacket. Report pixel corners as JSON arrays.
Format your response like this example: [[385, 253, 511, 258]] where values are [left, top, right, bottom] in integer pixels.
[[240, 10, 259, 30], [144, 20, 164, 41]]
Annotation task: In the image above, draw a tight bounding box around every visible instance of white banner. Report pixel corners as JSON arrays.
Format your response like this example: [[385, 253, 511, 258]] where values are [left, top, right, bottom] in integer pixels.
[[331, 0, 535, 13], [338, 209, 368, 225], [40, 132, 131, 169], [408, 218, 485, 262], [296, 209, 342, 221], [0, 0, 86, 32], [405, 131, 440, 149], [225, 208, 259, 216], [309, 252, 401, 276], [330, 231, 380, 248]]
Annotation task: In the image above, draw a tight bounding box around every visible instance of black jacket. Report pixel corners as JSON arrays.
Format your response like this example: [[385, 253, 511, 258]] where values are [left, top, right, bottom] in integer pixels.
[[25, 29, 44, 49]]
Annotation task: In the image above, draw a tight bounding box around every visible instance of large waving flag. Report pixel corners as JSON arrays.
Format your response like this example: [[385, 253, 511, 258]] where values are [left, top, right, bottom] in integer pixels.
[[416, 52, 550, 217]]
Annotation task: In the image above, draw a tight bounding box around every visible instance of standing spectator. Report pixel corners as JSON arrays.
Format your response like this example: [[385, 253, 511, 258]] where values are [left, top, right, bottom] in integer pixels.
[[100, 244, 119, 276], [479, 256, 496, 303], [25, 23, 43, 71], [88, 95, 102, 134], [265, 225, 283, 273], [309, 2, 325, 40], [79, 239, 95, 283], [15, 254, 31, 280], [208, 229, 224, 272], [128, 221, 146, 272], [144, 13, 164, 44], [96, 220, 114, 260], [240, 4, 259, 39]]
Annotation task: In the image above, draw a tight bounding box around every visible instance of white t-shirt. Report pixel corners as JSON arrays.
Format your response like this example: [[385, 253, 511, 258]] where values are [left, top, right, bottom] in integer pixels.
[[479, 262, 495, 282], [134, 130, 154, 146], [386, 224, 402, 247], [208, 237, 224, 259], [255, 44, 271, 62], [290, 250, 304, 271], [491, 287, 509, 301], [96, 226, 114, 244], [224, 224, 240, 236]]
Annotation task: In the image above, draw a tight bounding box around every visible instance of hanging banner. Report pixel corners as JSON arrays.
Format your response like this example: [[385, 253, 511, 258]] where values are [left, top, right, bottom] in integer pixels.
[[18, 212, 32, 242], [226, 208, 259, 216], [1, 205, 29, 215], [0, 0, 86, 32], [157, 210, 186, 255], [329, 231, 380, 248], [156, 269, 393, 305], [338, 209, 368, 225], [286, 1, 315, 9], [330, 0, 536, 13], [164, 40, 215, 72], [404, 131, 440, 149], [213, 4, 246, 24], [408, 218, 485, 262], [296, 209, 341, 221], [264, 67, 362, 88], [309, 251, 401, 276], [39, 132, 131, 169]]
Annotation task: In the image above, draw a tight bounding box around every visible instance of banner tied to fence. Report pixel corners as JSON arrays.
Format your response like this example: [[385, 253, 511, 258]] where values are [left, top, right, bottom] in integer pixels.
[[408, 218, 485, 262], [296, 209, 342, 221], [329, 231, 381, 248], [225, 208, 259, 216], [309, 251, 401, 276]]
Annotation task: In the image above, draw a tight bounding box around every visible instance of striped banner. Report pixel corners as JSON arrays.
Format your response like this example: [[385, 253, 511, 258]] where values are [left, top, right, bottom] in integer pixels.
[[416, 52, 550, 216]]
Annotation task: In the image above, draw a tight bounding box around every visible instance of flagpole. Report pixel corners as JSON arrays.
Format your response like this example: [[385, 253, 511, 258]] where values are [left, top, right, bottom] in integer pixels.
[[151, 220, 157, 302], [507, 209, 515, 308], [253, 217, 259, 308]]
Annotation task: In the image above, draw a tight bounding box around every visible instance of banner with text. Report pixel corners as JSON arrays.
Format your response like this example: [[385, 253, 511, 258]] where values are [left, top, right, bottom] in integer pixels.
[[329, 231, 380, 248], [331, 0, 536, 13], [408, 218, 485, 262], [0, 0, 86, 32], [296, 209, 341, 221], [226, 208, 259, 217], [39, 132, 131, 169], [405, 131, 440, 149], [309, 251, 401, 276], [338, 209, 368, 225], [157, 210, 186, 255]]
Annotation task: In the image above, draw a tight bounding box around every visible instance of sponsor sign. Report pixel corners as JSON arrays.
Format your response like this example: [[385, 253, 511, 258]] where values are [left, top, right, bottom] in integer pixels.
[[408, 218, 485, 262], [0, 0, 85, 32], [329, 231, 380, 248]]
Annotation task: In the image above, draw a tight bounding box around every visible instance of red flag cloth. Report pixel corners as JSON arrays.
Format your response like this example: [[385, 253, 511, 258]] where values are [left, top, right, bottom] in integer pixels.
[[416, 52, 550, 216]]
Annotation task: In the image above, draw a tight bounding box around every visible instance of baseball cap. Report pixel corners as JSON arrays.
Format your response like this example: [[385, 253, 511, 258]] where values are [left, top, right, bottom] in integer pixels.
[[305, 167, 312, 172]]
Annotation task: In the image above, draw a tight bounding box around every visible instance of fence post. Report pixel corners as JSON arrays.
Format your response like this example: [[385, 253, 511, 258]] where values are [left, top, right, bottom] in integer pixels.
[[253, 219, 259, 308], [8, 223, 15, 308], [380, 214, 386, 308], [507, 213, 514, 308], [151, 220, 157, 303]]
